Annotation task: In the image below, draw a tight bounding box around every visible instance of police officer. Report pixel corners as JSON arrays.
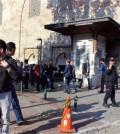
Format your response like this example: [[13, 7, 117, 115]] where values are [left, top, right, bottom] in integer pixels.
[[103, 57, 119, 108]]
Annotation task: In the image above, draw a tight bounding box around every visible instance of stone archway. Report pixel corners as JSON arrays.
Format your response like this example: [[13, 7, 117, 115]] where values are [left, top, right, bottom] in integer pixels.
[[51, 46, 71, 66], [55, 52, 67, 66]]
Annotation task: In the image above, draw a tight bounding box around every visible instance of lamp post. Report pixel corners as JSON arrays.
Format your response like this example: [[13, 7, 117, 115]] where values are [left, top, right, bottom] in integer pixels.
[[19, 0, 27, 60], [37, 38, 42, 62]]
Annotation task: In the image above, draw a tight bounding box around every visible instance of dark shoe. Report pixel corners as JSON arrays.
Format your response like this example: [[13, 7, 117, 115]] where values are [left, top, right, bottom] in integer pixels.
[[17, 120, 25, 126], [64, 90, 67, 93], [47, 88, 52, 91], [74, 90, 77, 93], [67, 91, 70, 94], [103, 102, 110, 108], [112, 103, 119, 107]]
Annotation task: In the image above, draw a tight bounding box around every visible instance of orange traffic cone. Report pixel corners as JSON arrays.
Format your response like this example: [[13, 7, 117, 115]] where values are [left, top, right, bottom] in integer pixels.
[[57, 97, 75, 133]]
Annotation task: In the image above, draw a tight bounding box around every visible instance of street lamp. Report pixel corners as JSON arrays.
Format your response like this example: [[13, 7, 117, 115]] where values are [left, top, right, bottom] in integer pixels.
[[36, 38, 42, 62], [19, 0, 27, 60]]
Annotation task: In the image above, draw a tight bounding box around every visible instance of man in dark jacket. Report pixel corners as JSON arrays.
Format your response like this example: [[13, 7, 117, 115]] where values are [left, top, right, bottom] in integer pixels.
[[45, 60, 57, 91], [0, 39, 19, 134], [63, 59, 73, 94], [70, 60, 77, 93], [81, 59, 91, 90], [6, 42, 24, 125], [98, 58, 107, 93], [103, 57, 119, 108], [22, 59, 30, 89]]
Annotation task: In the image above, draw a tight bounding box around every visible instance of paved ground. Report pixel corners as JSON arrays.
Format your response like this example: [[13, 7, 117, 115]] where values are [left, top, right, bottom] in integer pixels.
[[9, 82, 120, 134]]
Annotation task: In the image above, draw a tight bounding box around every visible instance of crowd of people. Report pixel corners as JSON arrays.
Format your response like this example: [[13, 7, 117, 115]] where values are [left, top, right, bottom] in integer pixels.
[[18, 59, 58, 92], [0, 38, 119, 134]]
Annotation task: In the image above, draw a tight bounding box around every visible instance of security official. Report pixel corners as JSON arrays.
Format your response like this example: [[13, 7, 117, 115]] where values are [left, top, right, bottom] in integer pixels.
[[103, 57, 119, 108]]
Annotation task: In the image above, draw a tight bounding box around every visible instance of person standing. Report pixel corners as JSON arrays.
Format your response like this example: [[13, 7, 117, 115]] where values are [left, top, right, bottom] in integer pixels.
[[0, 39, 19, 134], [45, 60, 57, 91], [30, 64, 35, 87], [63, 59, 72, 94], [98, 58, 107, 93], [22, 59, 30, 90], [70, 60, 77, 93], [103, 57, 119, 108], [6, 42, 24, 125], [33, 64, 41, 92], [81, 59, 91, 90]]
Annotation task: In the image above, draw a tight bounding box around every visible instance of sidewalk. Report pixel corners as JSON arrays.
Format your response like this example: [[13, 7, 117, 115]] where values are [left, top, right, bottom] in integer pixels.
[[9, 83, 120, 134]]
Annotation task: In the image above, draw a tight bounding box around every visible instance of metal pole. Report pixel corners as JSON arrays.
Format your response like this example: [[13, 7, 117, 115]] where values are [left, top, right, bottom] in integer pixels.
[[20, 81, 23, 94], [19, 0, 27, 60], [44, 88, 47, 100]]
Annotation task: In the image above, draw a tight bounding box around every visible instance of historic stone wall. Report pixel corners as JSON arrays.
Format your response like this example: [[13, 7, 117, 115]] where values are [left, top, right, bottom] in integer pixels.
[[0, 0, 120, 63], [0, 0, 56, 62], [48, 0, 120, 23]]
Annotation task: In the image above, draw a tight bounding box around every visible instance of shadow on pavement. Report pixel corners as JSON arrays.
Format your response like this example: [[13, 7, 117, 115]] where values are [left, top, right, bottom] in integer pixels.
[[71, 102, 99, 113], [21, 110, 106, 134], [18, 102, 106, 134]]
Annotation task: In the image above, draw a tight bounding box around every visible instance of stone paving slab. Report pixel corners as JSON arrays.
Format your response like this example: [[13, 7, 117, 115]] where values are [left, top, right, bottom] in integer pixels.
[[9, 84, 120, 134]]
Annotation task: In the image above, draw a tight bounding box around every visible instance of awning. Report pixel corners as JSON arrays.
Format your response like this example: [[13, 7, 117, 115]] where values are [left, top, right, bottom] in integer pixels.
[[44, 17, 120, 37]]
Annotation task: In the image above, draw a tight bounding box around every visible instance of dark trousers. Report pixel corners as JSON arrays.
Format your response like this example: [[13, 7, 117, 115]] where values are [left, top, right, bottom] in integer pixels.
[[115, 78, 119, 89], [23, 78, 28, 89], [36, 76, 47, 91], [72, 78, 77, 91], [104, 82, 116, 103], [36, 77, 40, 92], [46, 76, 54, 89], [30, 75, 35, 86], [65, 77, 71, 92], [12, 89, 24, 123], [41, 76, 47, 90], [100, 75, 105, 92]]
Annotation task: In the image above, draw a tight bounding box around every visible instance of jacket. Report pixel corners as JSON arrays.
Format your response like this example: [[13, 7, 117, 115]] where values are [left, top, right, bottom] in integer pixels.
[[82, 63, 90, 74], [63, 64, 73, 79], [71, 65, 76, 78], [45, 65, 57, 76], [105, 65, 118, 82], [0, 55, 20, 93], [4, 54, 21, 82]]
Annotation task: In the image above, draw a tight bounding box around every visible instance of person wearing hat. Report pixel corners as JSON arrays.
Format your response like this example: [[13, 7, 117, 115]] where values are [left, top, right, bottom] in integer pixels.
[[103, 57, 119, 108]]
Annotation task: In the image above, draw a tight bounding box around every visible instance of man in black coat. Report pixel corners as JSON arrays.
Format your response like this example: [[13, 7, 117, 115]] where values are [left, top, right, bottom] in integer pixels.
[[63, 59, 73, 94], [0, 40, 20, 133], [45, 60, 57, 91], [6, 42, 24, 125], [103, 57, 119, 108], [70, 60, 77, 93]]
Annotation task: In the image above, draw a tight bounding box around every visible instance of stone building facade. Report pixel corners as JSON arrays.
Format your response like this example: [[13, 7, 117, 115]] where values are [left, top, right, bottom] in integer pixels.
[[0, 0, 120, 66], [0, 0, 71, 64]]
